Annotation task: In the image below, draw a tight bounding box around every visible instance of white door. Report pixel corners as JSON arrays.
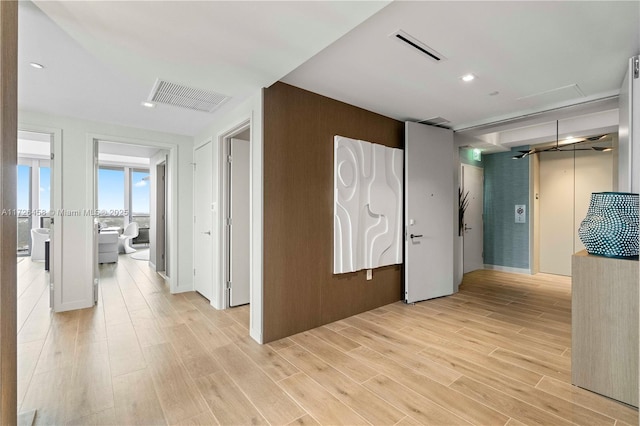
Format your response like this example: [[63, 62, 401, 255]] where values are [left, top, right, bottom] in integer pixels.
[[194, 142, 213, 300], [618, 55, 639, 192], [229, 138, 250, 307], [404, 122, 454, 303], [462, 164, 484, 273]]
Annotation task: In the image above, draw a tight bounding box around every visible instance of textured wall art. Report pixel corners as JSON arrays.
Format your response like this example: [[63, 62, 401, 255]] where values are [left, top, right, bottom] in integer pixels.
[[334, 135, 403, 274]]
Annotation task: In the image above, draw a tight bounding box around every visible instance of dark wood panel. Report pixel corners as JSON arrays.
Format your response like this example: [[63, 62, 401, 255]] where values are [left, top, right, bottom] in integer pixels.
[[0, 2, 18, 424], [263, 82, 404, 342]]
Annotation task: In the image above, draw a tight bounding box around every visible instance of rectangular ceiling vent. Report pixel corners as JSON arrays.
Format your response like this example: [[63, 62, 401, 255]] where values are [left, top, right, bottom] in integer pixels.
[[418, 116, 451, 129], [148, 79, 229, 113], [391, 30, 445, 62]]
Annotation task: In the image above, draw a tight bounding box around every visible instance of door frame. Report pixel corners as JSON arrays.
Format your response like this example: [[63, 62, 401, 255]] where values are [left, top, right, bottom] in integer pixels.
[[154, 161, 167, 273], [17, 124, 63, 310], [461, 163, 484, 273], [220, 122, 251, 309], [90, 134, 179, 293], [1, 3, 18, 421], [204, 110, 264, 343]]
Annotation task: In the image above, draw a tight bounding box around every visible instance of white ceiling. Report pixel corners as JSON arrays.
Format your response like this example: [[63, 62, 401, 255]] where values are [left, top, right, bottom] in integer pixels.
[[19, 1, 640, 142], [19, 1, 389, 136], [283, 1, 639, 132]]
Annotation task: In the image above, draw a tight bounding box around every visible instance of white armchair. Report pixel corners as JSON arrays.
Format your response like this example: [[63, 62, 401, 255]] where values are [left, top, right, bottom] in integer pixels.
[[118, 222, 139, 254], [30, 228, 50, 261]]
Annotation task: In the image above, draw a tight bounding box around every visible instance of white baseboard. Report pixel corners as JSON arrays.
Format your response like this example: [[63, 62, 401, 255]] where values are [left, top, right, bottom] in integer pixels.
[[483, 264, 532, 275]]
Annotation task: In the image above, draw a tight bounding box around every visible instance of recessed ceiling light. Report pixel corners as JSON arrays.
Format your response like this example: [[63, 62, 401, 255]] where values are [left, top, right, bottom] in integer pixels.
[[141, 101, 155, 108], [461, 73, 476, 82], [29, 62, 44, 69]]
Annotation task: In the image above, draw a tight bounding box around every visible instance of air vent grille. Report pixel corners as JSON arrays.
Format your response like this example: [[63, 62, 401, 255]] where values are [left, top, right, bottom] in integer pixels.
[[418, 116, 451, 129], [391, 30, 445, 62], [149, 79, 229, 113]]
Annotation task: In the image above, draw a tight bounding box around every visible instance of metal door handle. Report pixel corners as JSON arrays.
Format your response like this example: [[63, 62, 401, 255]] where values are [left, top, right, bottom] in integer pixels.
[[202, 231, 211, 235], [464, 225, 472, 231], [410, 234, 423, 239]]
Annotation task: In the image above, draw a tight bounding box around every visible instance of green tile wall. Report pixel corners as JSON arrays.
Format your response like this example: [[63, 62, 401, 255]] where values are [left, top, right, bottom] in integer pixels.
[[483, 148, 530, 269]]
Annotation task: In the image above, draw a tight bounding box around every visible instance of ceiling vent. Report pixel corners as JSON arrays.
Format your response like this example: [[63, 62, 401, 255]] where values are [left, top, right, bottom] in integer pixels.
[[391, 30, 445, 62], [417, 116, 451, 129], [148, 79, 229, 113]]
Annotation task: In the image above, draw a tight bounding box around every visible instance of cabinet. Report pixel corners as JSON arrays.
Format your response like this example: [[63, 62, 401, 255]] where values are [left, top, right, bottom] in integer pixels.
[[571, 250, 638, 407], [98, 231, 118, 263]]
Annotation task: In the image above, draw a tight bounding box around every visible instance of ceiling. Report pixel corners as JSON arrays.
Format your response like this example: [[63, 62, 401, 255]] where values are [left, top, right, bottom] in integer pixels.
[[19, 1, 640, 141], [20, 1, 389, 136]]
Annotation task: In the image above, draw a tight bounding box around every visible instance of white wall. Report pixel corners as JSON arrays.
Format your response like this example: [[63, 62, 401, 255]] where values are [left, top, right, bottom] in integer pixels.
[[18, 110, 193, 311], [193, 91, 264, 344]]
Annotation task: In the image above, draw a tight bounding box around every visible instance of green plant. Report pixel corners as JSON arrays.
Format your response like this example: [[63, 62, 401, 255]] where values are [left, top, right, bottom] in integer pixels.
[[458, 188, 470, 236]]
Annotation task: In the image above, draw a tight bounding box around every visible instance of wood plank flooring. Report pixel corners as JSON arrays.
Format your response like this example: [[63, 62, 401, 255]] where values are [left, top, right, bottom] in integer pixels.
[[16, 257, 638, 425]]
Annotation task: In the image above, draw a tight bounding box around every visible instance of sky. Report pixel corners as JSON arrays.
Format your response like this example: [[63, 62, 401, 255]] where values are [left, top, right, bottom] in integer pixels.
[[98, 168, 150, 214], [17, 165, 30, 211], [17, 165, 50, 213]]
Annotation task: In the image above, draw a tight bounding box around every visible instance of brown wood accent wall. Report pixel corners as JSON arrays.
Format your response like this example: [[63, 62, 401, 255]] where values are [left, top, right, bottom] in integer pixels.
[[263, 82, 404, 343], [0, 2, 18, 424]]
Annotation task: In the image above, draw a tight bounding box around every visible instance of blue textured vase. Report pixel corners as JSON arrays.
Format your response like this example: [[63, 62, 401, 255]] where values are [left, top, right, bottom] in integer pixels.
[[578, 192, 639, 259]]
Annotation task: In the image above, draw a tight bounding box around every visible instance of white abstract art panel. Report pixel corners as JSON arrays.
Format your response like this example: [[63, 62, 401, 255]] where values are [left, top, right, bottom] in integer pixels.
[[334, 135, 403, 274]]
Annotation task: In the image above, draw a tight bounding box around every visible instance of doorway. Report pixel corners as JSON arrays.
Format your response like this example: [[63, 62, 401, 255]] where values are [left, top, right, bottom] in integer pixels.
[[93, 139, 174, 295], [154, 162, 167, 275], [16, 128, 61, 311], [461, 164, 484, 273], [224, 128, 251, 308]]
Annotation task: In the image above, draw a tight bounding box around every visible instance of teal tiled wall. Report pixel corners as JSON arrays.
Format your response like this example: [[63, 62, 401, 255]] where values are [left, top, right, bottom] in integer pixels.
[[483, 148, 530, 269]]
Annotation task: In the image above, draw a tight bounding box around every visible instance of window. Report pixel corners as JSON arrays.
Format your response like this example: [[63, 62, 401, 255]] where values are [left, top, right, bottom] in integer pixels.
[[96, 166, 150, 234], [98, 167, 125, 230], [131, 169, 150, 215], [98, 167, 125, 212], [130, 169, 150, 235]]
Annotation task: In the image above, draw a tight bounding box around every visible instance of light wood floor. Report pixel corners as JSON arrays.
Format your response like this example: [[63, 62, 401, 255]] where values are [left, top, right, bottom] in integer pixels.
[[16, 257, 638, 425]]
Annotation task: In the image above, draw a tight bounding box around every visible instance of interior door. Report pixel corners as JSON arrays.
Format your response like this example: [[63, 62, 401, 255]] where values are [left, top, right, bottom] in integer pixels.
[[404, 122, 454, 303], [155, 162, 166, 272], [49, 136, 56, 307], [92, 139, 99, 304], [229, 138, 250, 307], [462, 164, 484, 273], [194, 142, 213, 300]]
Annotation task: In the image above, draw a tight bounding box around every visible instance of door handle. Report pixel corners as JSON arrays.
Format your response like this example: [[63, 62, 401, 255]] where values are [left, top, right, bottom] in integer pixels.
[[202, 231, 211, 235], [464, 225, 472, 231], [410, 234, 423, 239]]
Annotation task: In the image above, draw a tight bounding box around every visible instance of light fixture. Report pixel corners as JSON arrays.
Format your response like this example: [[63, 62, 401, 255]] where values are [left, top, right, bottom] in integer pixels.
[[472, 148, 482, 161], [512, 122, 613, 159], [29, 62, 44, 69], [141, 101, 155, 108], [461, 73, 476, 82]]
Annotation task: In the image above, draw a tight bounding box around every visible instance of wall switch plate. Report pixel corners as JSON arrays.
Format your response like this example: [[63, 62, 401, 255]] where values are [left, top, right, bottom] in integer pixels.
[[366, 269, 372, 280]]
